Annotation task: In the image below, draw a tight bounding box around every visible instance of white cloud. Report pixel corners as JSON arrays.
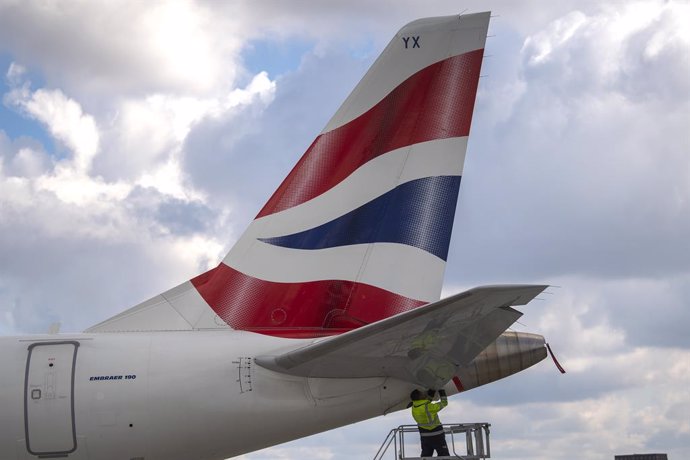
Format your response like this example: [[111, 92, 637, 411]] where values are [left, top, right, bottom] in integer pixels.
[[522, 10, 587, 65], [5, 84, 99, 173], [35, 167, 131, 206], [137, 158, 197, 202], [0, 136, 50, 178], [95, 71, 275, 183], [0, 0, 245, 97], [0, 57, 275, 333], [140, 1, 224, 92]]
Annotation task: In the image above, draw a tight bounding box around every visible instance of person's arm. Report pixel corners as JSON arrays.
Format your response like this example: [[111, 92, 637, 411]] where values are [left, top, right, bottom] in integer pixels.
[[438, 389, 448, 409], [426, 389, 448, 412]]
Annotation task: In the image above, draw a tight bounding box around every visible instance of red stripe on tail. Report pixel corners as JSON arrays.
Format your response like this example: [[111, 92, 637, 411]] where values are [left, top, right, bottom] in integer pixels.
[[257, 49, 484, 218], [191, 263, 425, 337]]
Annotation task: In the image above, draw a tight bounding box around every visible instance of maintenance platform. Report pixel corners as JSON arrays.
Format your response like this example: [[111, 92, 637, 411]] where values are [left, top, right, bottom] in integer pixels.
[[374, 423, 491, 460]]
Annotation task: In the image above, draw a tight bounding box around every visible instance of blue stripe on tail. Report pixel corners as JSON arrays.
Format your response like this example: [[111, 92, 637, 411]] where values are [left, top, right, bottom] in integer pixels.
[[259, 176, 461, 261]]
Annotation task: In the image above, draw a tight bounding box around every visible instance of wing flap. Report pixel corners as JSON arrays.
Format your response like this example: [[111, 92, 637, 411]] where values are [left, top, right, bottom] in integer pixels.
[[255, 284, 547, 389]]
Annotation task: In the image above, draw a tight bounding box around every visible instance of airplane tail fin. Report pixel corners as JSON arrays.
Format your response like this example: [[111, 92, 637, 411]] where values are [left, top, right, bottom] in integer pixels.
[[87, 13, 491, 335]]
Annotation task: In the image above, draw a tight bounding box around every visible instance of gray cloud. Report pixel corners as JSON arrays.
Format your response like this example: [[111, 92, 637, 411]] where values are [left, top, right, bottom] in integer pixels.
[[124, 185, 215, 236], [0, 184, 209, 332], [447, 3, 690, 286], [0, 1, 243, 100], [0, 130, 51, 177], [582, 276, 690, 348]]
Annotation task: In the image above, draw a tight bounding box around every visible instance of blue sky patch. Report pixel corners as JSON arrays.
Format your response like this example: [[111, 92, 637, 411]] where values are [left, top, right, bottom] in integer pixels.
[[0, 53, 53, 153], [242, 38, 315, 78]]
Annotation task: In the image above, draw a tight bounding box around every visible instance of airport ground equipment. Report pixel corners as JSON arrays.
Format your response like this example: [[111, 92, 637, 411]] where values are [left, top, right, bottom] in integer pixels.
[[373, 423, 491, 460]]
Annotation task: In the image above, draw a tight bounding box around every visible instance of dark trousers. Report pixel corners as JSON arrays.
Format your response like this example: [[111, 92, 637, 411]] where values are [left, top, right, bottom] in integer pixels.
[[420, 431, 449, 457]]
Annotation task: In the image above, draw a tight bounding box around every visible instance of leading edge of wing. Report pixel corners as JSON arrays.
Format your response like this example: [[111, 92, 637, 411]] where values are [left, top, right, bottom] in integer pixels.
[[255, 284, 548, 389]]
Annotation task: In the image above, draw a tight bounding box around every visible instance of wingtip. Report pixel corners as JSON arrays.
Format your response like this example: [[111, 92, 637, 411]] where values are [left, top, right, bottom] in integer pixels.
[[464, 284, 549, 306]]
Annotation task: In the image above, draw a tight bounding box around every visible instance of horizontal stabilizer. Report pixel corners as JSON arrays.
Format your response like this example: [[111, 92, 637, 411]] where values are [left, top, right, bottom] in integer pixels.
[[255, 285, 547, 389]]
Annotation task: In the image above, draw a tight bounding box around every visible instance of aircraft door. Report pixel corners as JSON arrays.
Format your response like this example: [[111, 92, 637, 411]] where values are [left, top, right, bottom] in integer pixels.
[[24, 341, 79, 456]]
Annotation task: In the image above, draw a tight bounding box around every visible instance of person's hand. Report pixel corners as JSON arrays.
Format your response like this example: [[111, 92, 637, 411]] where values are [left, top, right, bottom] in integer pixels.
[[438, 389, 447, 397]]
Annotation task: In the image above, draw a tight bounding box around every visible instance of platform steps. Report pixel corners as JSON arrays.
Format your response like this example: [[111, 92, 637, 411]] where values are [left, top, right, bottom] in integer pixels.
[[373, 423, 491, 460]]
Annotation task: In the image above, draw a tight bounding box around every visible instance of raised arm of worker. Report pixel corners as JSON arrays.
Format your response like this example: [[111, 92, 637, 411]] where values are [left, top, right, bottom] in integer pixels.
[[427, 388, 448, 413]]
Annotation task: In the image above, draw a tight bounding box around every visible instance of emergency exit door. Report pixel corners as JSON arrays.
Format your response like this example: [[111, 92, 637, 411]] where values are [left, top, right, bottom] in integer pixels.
[[24, 341, 79, 456]]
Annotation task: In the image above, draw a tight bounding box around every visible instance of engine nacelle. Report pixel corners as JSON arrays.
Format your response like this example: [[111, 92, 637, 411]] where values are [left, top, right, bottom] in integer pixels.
[[447, 331, 547, 394]]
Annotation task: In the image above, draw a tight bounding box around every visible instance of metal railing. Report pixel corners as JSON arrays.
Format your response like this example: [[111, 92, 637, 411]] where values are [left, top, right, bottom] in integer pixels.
[[373, 423, 491, 460]]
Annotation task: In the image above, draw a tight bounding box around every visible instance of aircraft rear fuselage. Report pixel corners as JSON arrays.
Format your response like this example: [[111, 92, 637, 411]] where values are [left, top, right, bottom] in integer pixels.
[[0, 331, 410, 460], [0, 327, 547, 460]]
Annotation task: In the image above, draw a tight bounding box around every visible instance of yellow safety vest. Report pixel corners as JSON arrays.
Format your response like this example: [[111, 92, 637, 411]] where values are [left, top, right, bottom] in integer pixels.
[[411, 395, 448, 432]]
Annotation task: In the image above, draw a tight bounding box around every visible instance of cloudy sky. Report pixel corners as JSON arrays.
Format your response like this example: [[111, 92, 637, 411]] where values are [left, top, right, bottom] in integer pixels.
[[1, 0, 688, 459]]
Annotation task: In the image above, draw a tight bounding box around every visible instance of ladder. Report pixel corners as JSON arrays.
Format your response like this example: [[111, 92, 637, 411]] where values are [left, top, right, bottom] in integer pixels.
[[373, 423, 491, 460]]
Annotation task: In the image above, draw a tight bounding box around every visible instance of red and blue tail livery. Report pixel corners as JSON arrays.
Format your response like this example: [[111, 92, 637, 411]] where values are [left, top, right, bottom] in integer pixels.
[[192, 17, 486, 337], [88, 13, 489, 336]]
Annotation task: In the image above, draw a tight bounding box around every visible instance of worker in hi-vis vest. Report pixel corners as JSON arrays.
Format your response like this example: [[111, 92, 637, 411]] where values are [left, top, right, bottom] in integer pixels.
[[409, 388, 449, 457]]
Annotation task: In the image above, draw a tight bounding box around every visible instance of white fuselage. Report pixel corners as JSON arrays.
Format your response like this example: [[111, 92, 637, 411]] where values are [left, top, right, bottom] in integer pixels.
[[0, 331, 416, 460]]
